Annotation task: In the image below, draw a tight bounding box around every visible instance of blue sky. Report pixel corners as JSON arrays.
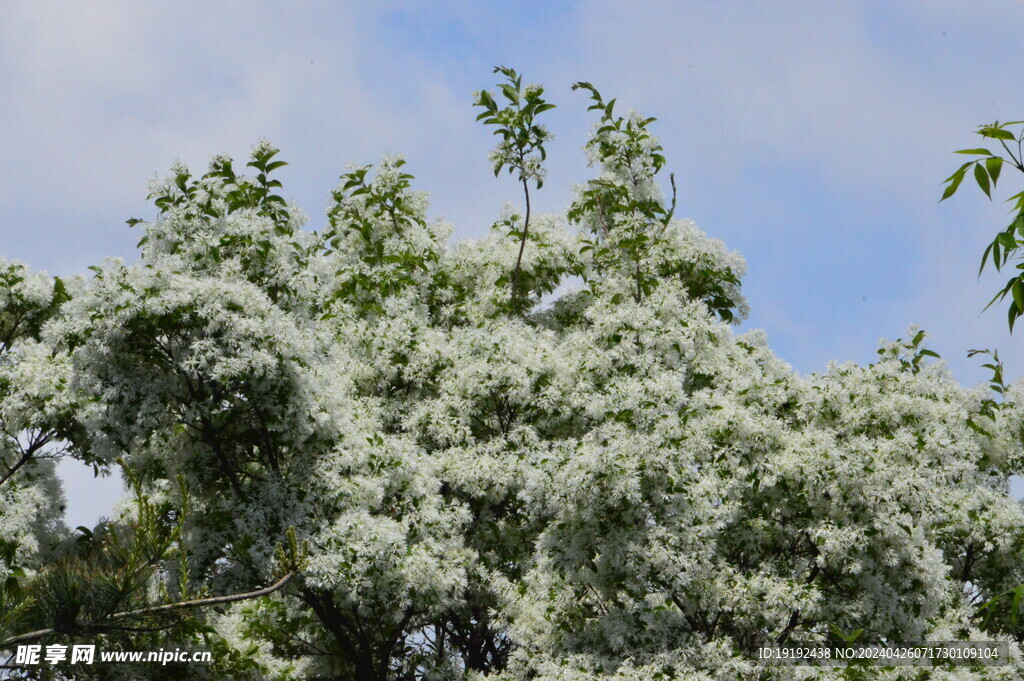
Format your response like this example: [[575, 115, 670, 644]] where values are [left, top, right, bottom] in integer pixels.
[[4, 1, 1024, 523]]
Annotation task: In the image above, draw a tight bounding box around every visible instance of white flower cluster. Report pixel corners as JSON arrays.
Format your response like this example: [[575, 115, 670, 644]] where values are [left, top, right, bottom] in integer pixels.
[[1, 259, 69, 578]]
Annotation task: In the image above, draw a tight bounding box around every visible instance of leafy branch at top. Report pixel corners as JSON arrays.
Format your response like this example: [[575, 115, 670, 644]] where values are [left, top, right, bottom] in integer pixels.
[[329, 159, 424, 236], [474, 66, 555, 308], [875, 327, 940, 375], [569, 82, 680, 305], [966, 348, 1008, 437], [941, 120, 1024, 331], [569, 81, 676, 232], [571, 82, 668, 179], [132, 141, 291, 232], [323, 158, 438, 311]]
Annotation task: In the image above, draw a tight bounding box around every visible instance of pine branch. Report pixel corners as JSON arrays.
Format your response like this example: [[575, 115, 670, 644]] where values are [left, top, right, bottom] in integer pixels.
[[0, 572, 294, 648]]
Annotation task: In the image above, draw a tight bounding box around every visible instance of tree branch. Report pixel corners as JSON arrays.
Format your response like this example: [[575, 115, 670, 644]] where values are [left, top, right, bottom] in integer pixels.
[[512, 177, 532, 305], [0, 572, 293, 648]]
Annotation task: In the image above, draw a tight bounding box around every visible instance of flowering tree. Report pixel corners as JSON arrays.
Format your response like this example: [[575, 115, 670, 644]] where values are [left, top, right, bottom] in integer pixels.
[[2, 71, 1024, 681], [0, 262, 73, 645]]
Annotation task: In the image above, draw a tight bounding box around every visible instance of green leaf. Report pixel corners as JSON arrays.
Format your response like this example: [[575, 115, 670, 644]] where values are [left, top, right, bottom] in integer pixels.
[[943, 161, 972, 182], [500, 83, 519, 103], [975, 162, 991, 198], [955, 148, 993, 155], [982, 280, 1010, 313], [941, 166, 968, 201], [980, 127, 1016, 141], [1012, 279, 1024, 313], [986, 156, 1003, 186]]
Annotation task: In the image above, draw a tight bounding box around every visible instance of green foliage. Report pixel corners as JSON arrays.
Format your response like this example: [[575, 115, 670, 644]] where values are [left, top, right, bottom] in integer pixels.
[[0, 539, 31, 643], [965, 348, 1010, 438], [569, 82, 673, 304], [565, 83, 744, 321], [976, 581, 1024, 637], [571, 81, 669, 182], [0, 474, 197, 648], [473, 66, 555, 189], [137, 142, 290, 229], [474, 66, 555, 307], [125, 142, 304, 310], [324, 158, 439, 315], [330, 161, 423, 234], [941, 120, 1024, 331], [874, 327, 940, 374], [0, 263, 68, 353]]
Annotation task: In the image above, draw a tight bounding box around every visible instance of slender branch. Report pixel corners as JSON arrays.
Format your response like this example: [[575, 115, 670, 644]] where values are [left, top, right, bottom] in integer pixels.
[[776, 536, 822, 645], [511, 176, 532, 304], [0, 572, 294, 648], [776, 608, 802, 645], [664, 173, 678, 226], [0, 450, 36, 488], [0, 436, 52, 488], [114, 571, 293, 619], [999, 138, 1024, 172]]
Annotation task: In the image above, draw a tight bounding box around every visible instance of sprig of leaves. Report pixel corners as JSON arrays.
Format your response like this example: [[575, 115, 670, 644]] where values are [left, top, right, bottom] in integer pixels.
[[324, 159, 436, 312], [941, 120, 1024, 331], [329, 158, 423, 237], [474, 66, 555, 188], [966, 348, 1007, 436], [975, 581, 1024, 634], [875, 328, 940, 374], [569, 82, 680, 305], [131, 142, 291, 233], [571, 81, 668, 178], [474, 66, 555, 308]]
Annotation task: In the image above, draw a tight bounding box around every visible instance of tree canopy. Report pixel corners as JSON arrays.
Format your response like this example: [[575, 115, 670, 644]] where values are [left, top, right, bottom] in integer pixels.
[[2, 70, 1024, 681]]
